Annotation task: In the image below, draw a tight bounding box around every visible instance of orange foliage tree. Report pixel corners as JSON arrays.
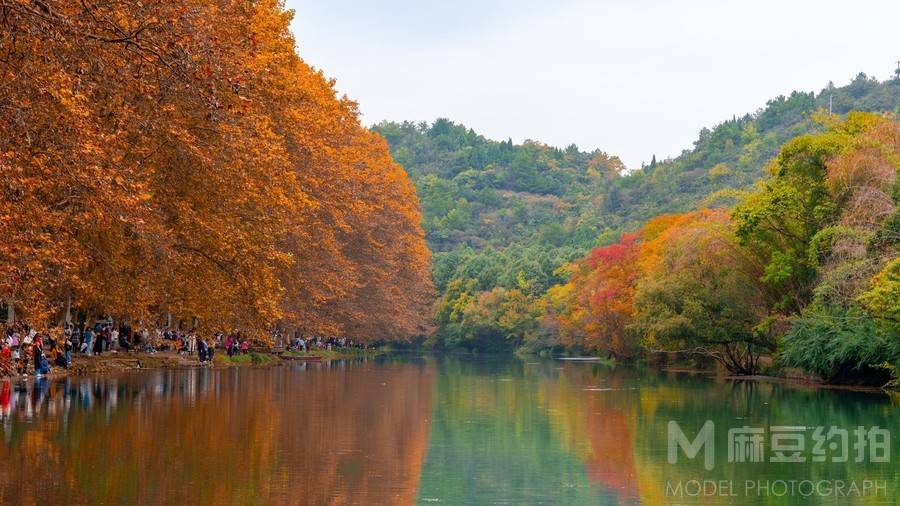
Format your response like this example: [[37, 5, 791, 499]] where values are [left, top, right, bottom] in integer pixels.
[[632, 209, 771, 373], [0, 0, 432, 341]]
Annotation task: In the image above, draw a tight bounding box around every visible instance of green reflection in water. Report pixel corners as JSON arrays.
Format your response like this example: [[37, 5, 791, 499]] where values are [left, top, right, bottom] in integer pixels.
[[415, 356, 899, 505], [416, 358, 622, 504]]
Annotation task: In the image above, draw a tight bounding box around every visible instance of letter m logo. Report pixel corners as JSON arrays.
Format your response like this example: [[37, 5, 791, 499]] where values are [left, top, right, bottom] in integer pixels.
[[668, 420, 715, 471]]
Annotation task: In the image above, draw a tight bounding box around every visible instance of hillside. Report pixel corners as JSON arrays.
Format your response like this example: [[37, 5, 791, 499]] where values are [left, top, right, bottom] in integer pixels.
[[609, 72, 900, 227], [373, 71, 899, 350]]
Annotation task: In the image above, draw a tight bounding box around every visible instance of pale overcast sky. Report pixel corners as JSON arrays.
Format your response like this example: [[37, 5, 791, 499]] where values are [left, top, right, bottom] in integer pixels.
[[284, 0, 899, 170]]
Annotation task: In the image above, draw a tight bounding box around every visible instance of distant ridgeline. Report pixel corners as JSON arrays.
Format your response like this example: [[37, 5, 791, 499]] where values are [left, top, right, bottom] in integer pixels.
[[373, 72, 899, 361]]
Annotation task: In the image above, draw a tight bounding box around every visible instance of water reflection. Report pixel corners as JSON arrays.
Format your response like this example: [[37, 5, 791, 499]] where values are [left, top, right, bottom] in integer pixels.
[[416, 358, 898, 505], [0, 360, 433, 505], [0, 356, 896, 505]]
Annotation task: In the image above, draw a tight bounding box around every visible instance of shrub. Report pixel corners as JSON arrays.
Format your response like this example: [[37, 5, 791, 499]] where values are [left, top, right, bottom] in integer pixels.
[[779, 306, 900, 385]]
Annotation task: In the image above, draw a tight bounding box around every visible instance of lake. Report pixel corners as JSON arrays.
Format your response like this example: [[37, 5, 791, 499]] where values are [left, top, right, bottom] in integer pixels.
[[0, 355, 896, 504]]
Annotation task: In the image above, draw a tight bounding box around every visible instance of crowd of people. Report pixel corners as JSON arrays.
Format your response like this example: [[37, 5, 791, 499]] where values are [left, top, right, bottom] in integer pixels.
[[284, 335, 362, 353], [0, 321, 252, 377], [0, 320, 368, 378], [58, 322, 225, 363], [1, 322, 64, 377]]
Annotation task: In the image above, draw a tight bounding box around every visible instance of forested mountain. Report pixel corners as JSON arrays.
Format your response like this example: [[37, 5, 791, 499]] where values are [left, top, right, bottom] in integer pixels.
[[374, 71, 899, 352], [372, 119, 627, 300], [374, 121, 624, 253]]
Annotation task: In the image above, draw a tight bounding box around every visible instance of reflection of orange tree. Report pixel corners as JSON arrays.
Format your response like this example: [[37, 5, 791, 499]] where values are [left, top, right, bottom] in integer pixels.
[[22, 373, 284, 504], [0, 396, 66, 503], [0, 364, 433, 505], [269, 362, 433, 505], [538, 364, 639, 501]]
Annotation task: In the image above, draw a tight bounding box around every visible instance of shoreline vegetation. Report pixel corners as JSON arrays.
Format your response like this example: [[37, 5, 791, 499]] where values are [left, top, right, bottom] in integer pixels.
[[2, 347, 385, 381], [7, 347, 894, 396], [534, 350, 897, 393]]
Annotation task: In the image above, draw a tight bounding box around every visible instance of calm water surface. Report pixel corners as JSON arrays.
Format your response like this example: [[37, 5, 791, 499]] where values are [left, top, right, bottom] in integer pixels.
[[0, 355, 897, 505]]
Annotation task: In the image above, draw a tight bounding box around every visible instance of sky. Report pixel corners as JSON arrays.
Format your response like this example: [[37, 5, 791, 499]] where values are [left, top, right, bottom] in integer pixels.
[[284, 0, 899, 170]]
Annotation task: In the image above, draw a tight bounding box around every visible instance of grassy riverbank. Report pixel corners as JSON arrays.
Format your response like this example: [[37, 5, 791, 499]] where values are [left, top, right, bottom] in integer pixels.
[[281, 348, 382, 360], [214, 347, 384, 366], [65, 352, 200, 376]]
